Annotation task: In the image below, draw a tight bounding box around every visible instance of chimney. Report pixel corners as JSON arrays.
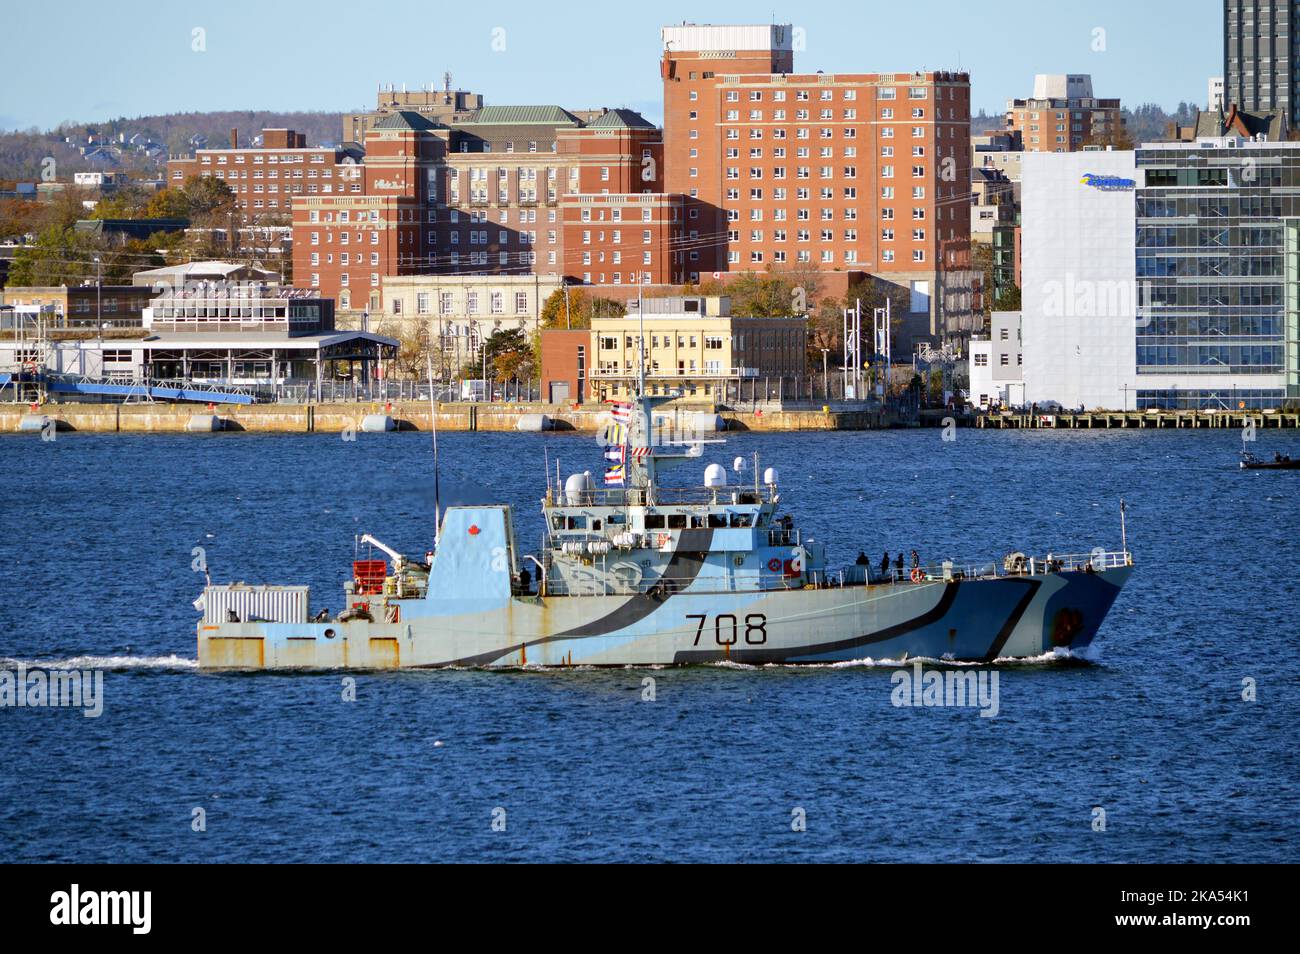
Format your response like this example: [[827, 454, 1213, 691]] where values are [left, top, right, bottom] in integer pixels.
[[231, 127, 238, 149]]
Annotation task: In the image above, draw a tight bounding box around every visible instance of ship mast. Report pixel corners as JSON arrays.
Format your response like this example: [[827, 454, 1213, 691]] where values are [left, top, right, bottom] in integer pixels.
[[635, 284, 657, 500]]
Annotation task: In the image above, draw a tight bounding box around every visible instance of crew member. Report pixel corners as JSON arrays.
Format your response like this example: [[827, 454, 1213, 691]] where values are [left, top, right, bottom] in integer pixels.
[[856, 551, 870, 566]]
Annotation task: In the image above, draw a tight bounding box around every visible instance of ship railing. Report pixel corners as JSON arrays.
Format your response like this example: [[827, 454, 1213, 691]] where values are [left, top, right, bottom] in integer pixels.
[[851, 550, 1133, 587], [549, 486, 768, 508]]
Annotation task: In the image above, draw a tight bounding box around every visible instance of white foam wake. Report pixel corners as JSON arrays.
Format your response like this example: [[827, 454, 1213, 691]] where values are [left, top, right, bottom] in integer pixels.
[[0, 654, 198, 671]]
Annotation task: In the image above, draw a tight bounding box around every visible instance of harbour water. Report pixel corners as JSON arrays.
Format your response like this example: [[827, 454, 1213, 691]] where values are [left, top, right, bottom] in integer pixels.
[[1, 428, 1296, 862]]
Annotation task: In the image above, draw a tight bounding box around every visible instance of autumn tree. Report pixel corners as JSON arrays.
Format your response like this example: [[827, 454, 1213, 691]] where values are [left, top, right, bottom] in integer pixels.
[[538, 286, 625, 329], [0, 198, 44, 242]]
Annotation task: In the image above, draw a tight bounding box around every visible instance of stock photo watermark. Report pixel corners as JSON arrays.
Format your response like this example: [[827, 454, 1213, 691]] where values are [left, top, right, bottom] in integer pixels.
[[0, 663, 104, 717], [890, 662, 1000, 719]]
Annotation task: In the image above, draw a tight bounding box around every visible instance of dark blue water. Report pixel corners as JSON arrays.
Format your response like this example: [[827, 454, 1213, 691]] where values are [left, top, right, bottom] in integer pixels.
[[1, 426, 1296, 862]]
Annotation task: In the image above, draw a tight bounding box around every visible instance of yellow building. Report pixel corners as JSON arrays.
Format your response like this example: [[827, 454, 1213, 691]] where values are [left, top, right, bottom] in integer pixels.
[[589, 296, 806, 400]]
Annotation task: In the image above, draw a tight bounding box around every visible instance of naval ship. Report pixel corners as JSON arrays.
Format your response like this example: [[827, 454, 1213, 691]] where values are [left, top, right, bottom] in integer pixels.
[[195, 387, 1135, 669]]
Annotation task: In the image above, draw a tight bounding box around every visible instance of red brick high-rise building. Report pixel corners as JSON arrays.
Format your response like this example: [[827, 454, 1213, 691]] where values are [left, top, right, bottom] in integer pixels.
[[660, 23, 975, 344]]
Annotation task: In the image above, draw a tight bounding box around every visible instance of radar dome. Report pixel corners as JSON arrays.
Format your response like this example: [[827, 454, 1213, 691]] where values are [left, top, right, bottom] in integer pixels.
[[564, 472, 590, 504], [763, 467, 780, 486], [704, 464, 728, 488], [733, 456, 748, 473]]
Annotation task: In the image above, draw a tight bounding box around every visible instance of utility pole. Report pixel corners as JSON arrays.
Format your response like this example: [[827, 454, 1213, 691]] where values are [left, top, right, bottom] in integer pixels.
[[821, 348, 829, 399], [94, 254, 102, 378]]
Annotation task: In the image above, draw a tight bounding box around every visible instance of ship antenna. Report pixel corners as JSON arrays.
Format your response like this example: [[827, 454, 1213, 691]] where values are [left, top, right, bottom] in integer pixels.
[[426, 352, 441, 548], [637, 283, 646, 396]]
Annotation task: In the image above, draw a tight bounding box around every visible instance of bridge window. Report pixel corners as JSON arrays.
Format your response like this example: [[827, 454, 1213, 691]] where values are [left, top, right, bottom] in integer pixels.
[[667, 514, 687, 529], [644, 514, 666, 530]]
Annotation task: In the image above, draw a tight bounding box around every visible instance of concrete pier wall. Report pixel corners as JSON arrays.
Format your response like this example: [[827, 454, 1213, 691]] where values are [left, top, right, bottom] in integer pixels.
[[0, 402, 880, 434]]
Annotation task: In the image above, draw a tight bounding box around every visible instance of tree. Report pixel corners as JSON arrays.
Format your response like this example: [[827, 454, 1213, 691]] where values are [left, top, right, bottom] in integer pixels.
[[180, 176, 237, 221], [90, 184, 155, 220], [0, 198, 44, 243], [538, 286, 624, 329], [808, 279, 910, 368], [142, 175, 235, 225], [463, 327, 535, 382], [7, 225, 107, 287]]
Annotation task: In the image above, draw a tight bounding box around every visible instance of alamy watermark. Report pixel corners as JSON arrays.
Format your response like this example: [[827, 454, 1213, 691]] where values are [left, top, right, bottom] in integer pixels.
[[1, 663, 104, 717], [890, 662, 999, 718]]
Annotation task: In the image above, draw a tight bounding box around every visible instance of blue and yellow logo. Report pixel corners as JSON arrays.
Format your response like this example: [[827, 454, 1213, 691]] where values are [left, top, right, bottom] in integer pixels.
[[1080, 172, 1136, 191]]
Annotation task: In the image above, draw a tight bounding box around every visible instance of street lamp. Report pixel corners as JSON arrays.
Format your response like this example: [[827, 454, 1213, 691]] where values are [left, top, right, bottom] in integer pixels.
[[820, 348, 830, 399]]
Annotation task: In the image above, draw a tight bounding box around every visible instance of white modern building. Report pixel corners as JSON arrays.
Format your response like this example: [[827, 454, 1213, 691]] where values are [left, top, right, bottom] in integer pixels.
[[1020, 138, 1300, 411], [1020, 149, 1139, 410]]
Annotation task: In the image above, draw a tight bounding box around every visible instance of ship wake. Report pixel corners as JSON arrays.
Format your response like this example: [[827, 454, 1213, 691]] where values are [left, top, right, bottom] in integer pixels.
[[0, 654, 198, 671]]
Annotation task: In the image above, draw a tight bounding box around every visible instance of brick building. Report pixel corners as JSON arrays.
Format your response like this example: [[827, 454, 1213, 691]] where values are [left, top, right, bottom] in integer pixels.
[[1004, 75, 1125, 152], [538, 327, 592, 403], [286, 22, 978, 348], [659, 23, 975, 346], [168, 128, 365, 223], [294, 107, 683, 312], [0, 285, 154, 329]]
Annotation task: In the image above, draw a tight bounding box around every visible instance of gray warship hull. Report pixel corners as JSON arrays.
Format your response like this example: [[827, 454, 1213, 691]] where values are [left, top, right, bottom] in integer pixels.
[[198, 508, 1131, 670]]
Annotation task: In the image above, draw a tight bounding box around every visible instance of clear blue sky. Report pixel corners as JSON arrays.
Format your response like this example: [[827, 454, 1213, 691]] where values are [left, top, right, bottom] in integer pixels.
[[2, 0, 1222, 132]]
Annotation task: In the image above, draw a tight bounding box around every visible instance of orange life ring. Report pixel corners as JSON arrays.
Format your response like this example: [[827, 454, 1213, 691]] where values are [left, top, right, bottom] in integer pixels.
[[910, 567, 926, 584], [657, 532, 672, 549]]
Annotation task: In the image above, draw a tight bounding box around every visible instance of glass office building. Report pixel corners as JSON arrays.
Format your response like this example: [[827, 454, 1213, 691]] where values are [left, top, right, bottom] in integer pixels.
[[1134, 141, 1299, 408]]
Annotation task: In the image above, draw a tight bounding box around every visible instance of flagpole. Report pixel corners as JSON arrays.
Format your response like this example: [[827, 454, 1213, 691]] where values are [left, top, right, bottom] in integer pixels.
[[426, 352, 441, 548]]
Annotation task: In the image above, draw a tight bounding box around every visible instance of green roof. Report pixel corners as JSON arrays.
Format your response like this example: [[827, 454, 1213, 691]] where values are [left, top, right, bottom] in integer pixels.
[[585, 109, 656, 130], [371, 110, 445, 132], [462, 105, 580, 126]]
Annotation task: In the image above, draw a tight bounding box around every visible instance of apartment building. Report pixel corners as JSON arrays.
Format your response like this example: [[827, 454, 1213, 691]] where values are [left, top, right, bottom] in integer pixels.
[[659, 23, 975, 345], [169, 128, 365, 223], [588, 294, 806, 400], [1004, 74, 1125, 153]]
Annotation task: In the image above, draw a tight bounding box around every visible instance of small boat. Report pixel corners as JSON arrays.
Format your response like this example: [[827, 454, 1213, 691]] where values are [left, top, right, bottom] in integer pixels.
[[1240, 451, 1300, 471]]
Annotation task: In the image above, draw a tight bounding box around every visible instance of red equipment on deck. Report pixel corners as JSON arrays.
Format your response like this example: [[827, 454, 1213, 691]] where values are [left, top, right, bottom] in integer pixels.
[[353, 559, 388, 595]]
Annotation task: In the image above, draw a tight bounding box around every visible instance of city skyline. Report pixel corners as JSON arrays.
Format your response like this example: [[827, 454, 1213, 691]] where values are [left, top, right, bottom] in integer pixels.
[[3, 0, 1221, 133]]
